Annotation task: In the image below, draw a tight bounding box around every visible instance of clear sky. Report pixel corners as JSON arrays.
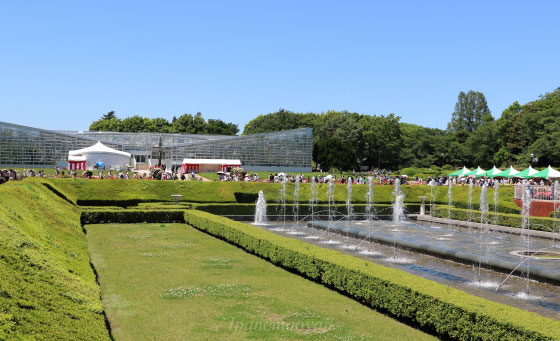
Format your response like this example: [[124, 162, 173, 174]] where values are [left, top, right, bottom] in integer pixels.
[[0, 1, 558, 132]]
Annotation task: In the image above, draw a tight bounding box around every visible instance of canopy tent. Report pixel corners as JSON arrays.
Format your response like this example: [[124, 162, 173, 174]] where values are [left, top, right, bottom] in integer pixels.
[[68, 155, 86, 170], [68, 141, 131, 170], [476, 165, 502, 178], [448, 166, 471, 177], [69, 141, 131, 158], [489, 166, 519, 178], [513, 166, 539, 179], [528, 165, 560, 179], [181, 158, 241, 173], [464, 166, 486, 177]]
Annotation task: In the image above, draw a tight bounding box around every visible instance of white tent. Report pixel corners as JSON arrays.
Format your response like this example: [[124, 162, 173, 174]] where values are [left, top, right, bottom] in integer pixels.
[[68, 141, 131, 170]]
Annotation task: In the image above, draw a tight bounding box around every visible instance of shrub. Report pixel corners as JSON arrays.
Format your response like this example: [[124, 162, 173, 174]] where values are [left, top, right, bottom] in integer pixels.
[[81, 210, 185, 225], [193, 203, 420, 217], [183, 210, 560, 340], [431, 206, 558, 232]]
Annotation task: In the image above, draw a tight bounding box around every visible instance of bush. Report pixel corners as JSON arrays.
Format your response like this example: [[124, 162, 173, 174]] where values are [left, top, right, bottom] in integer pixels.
[[431, 206, 558, 232], [183, 210, 560, 340], [81, 210, 186, 225], [193, 203, 420, 216], [77, 199, 141, 207]]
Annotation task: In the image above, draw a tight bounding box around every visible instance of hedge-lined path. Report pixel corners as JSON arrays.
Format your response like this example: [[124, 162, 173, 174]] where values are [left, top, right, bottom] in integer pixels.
[[86, 223, 436, 340]]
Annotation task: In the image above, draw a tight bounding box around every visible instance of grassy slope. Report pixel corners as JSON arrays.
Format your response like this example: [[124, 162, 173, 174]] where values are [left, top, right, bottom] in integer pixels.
[[40, 178, 519, 212], [0, 181, 108, 339], [86, 223, 435, 340]]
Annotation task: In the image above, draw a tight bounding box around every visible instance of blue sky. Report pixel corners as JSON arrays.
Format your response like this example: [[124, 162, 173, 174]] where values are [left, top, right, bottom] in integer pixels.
[[0, 1, 558, 132]]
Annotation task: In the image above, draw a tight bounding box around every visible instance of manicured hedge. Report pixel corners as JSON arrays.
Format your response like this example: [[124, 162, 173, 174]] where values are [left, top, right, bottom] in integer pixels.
[[431, 206, 559, 232], [81, 210, 186, 225], [183, 210, 560, 340], [193, 203, 420, 216], [77, 199, 141, 207]]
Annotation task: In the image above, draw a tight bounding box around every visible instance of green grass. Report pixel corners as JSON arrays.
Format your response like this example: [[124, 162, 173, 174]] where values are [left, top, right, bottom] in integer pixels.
[[0, 181, 108, 339], [38, 177, 520, 214], [86, 223, 436, 340]]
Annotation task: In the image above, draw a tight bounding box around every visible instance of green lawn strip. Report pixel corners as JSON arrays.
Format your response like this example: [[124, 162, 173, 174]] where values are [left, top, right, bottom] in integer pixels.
[[39, 178, 520, 213], [184, 210, 560, 340], [86, 223, 435, 340], [0, 181, 108, 339]]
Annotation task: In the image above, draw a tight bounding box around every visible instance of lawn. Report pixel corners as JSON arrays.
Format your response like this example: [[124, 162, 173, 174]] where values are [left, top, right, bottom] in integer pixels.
[[86, 223, 436, 340], [0, 181, 107, 339], [39, 177, 519, 213]]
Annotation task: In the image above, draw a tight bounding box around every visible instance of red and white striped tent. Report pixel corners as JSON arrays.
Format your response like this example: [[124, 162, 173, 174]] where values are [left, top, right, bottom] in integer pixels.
[[181, 158, 241, 173], [68, 156, 87, 170]]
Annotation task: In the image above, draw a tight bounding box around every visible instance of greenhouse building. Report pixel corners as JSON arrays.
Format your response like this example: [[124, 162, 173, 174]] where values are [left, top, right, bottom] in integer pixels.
[[0, 121, 313, 172]]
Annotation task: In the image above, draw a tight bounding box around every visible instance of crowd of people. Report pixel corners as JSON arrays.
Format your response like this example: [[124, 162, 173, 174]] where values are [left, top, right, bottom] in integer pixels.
[[12, 166, 559, 188]]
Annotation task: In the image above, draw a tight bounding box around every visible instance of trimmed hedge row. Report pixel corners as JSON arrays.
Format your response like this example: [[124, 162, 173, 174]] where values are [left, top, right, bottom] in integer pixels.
[[77, 199, 141, 208], [430, 206, 560, 232], [81, 210, 185, 225], [183, 210, 560, 340], [193, 203, 420, 216]]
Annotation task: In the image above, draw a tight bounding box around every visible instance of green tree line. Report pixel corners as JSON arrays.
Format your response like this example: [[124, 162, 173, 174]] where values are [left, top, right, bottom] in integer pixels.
[[89, 112, 239, 135], [243, 87, 560, 171], [88, 87, 560, 172]]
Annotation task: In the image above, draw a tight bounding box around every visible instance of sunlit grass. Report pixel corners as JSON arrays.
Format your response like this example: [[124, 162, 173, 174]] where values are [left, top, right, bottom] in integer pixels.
[[86, 223, 436, 340]]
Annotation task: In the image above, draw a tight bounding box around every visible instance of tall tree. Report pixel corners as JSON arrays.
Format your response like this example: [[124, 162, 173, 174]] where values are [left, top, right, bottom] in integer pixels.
[[205, 119, 239, 135], [448, 90, 492, 133], [359, 114, 402, 169], [101, 111, 117, 120]]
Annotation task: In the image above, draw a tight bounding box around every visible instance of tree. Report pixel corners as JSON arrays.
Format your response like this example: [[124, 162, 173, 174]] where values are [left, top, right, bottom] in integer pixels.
[[242, 109, 318, 135], [359, 114, 402, 169], [89, 118, 121, 131], [172, 113, 207, 134], [120, 115, 146, 132], [205, 119, 239, 135], [448, 90, 492, 133], [313, 137, 358, 172], [102, 111, 117, 120]]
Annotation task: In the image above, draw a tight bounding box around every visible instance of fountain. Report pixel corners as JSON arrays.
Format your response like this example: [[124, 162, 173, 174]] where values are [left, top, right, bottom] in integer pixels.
[[346, 177, 354, 221], [342, 177, 354, 247], [256, 177, 560, 318], [477, 184, 489, 282], [468, 178, 474, 225], [447, 179, 453, 220], [393, 178, 405, 222], [554, 180, 560, 244], [365, 176, 374, 222], [293, 176, 301, 229], [521, 181, 532, 293], [280, 177, 287, 224], [429, 180, 437, 226], [322, 177, 338, 244], [254, 191, 267, 225], [493, 181, 500, 225], [309, 177, 318, 223]]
